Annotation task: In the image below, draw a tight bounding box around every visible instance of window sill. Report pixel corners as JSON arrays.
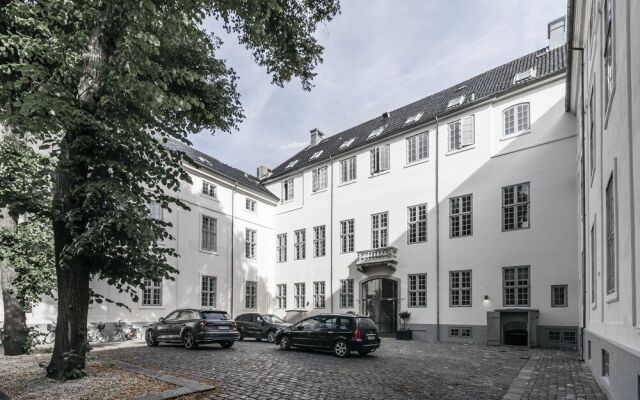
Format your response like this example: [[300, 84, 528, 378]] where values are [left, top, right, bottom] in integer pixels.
[[200, 194, 220, 202], [404, 158, 429, 168], [500, 130, 531, 141], [199, 249, 219, 256], [139, 306, 165, 310], [445, 145, 475, 156], [281, 199, 294, 204], [369, 170, 390, 179], [337, 180, 357, 188], [243, 257, 257, 263], [311, 188, 328, 196], [605, 293, 619, 304]]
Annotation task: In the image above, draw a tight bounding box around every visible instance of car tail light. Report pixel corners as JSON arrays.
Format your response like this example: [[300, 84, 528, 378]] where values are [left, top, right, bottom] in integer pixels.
[[352, 328, 362, 341], [231, 321, 237, 329]]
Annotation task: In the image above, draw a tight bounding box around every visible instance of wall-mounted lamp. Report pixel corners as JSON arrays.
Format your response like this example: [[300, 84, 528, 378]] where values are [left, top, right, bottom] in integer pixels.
[[484, 295, 489, 301]]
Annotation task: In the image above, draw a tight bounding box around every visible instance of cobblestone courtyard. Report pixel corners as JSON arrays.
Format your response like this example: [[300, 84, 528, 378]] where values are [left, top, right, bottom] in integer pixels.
[[96, 340, 605, 399]]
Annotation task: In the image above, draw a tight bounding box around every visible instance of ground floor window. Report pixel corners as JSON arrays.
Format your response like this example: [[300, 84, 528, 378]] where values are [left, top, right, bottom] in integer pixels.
[[449, 327, 472, 338], [142, 279, 162, 306], [313, 281, 326, 309], [201, 276, 216, 307], [340, 279, 354, 308], [245, 281, 257, 309], [588, 340, 591, 360], [276, 284, 287, 309], [547, 329, 576, 344], [551, 285, 567, 307], [602, 349, 610, 377], [294, 283, 305, 309], [503, 266, 529, 306], [408, 274, 427, 307]]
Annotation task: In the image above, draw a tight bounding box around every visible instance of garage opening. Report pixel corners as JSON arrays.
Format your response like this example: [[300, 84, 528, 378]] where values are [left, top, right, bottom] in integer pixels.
[[504, 320, 528, 346]]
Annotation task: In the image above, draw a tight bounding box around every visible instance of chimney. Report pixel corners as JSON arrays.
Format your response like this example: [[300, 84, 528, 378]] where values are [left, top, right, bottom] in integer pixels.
[[382, 111, 391, 119], [310, 128, 325, 146], [548, 16, 566, 49], [256, 165, 271, 180]]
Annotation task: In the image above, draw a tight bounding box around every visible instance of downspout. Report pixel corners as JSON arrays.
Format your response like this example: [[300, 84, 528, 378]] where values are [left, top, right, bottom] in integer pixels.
[[231, 181, 238, 316], [574, 46, 586, 360], [435, 116, 440, 341], [329, 156, 335, 313]]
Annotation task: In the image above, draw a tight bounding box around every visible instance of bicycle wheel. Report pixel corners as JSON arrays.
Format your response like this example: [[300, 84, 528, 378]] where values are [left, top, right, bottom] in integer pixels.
[[97, 330, 109, 343], [45, 332, 56, 344]]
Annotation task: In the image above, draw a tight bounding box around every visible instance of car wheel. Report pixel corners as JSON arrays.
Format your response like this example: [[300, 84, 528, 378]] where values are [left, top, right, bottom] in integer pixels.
[[221, 341, 234, 349], [279, 335, 291, 351], [357, 349, 371, 356], [333, 340, 349, 358], [266, 331, 276, 343], [238, 330, 243, 341], [182, 330, 198, 350], [145, 330, 159, 347]]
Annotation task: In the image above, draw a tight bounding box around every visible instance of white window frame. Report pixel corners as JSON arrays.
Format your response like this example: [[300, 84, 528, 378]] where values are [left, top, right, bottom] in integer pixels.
[[282, 178, 294, 202], [370, 144, 390, 175], [312, 166, 328, 192], [294, 228, 306, 260], [294, 282, 305, 309], [202, 180, 217, 198], [447, 95, 465, 108], [276, 284, 287, 309], [368, 126, 385, 139], [245, 281, 257, 309], [201, 275, 216, 308], [340, 279, 354, 308], [408, 273, 427, 307], [148, 201, 163, 221], [245, 228, 257, 260], [447, 115, 475, 152], [502, 182, 530, 231], [503, 266, 530, 307], [502, 103, 530, 137], [551, 284, 568, 307], [340, 156, 357, 183], [371, 212, 389, 249], [406, 131, 429, 164], [142, 278, 162, 306], [449, 270, 472, 307], [605, 173, 618, 299], [313, 225, 326, 257], [339, 138, 355, 149], [449, 194, 472, 238], [313, 281, 326, 309], [245, 197, 257, 213], [201, 214, 217, 252], [590, 221, 597, 308], [277, 233, 287, 263], [340, 219, 355, 253], [603, 0, 615, 117], [407, 204, 427, 244], [405, 112, 423, 125]]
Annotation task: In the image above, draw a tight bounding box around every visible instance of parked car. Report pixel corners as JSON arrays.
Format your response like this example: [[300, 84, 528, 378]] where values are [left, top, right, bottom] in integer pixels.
[[235, 313, 291, 343], [144, 309, 239, 349], [274, 314, 380, 357]]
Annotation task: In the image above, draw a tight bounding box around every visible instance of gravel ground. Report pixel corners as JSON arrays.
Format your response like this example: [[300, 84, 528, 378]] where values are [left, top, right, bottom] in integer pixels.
[[0, 352, 177, 400]]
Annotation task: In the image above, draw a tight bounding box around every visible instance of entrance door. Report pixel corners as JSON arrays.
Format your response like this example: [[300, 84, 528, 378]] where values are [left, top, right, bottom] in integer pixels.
[[361, 278, 397, 334]]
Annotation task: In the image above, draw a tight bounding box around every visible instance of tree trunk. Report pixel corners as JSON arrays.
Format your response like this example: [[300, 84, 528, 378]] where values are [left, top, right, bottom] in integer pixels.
[[0, 210, 28, 356]]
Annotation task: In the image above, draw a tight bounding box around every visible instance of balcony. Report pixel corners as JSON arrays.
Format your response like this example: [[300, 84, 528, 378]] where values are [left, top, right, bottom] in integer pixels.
[[356, 247, 398, 273]]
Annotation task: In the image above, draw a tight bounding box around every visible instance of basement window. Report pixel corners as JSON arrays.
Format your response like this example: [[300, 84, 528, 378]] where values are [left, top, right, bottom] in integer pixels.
[[405, 112, 423, 125], [367, 126, 386, 139], [513, 68, 537, 84], [310, 150, 323, 160], [339, 138, 355, 149], [285, 159, 299, 169], [447, 95, 465, 108]]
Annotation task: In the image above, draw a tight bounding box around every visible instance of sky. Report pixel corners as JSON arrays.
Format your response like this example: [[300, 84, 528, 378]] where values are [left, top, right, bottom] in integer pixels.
[[192, 0, 567, 176]]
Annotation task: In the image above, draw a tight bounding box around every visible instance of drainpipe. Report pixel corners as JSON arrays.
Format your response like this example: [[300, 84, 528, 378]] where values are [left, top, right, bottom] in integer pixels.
[[330, 156, 335, 313], [231, 181, 238, 317], [435, 116, 441, 341]]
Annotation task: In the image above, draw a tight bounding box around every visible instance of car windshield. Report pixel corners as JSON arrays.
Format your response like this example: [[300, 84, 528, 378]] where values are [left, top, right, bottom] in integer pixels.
[[202, 311, 231, 321], [261, 315, 284, 324]]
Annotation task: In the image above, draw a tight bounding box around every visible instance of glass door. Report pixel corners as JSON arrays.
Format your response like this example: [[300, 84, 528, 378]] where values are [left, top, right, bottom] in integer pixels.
[[361, 278, 397, 334]]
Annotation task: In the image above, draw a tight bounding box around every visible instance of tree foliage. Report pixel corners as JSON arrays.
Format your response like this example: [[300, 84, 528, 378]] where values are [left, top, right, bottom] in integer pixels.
[[0, 0, 339, 379]]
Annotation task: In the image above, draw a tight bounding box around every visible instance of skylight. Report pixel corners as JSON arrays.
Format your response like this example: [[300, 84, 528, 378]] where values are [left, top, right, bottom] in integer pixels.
[[339, 138, 355, 149], [197, 156, 211, 165], [367, 126, 386, 139], [310, 150, 323, 160], [447, 95, 465, 108], [513, 68, 537, 84], [285, 159, 299, 169], [405, 112, 423, 125]]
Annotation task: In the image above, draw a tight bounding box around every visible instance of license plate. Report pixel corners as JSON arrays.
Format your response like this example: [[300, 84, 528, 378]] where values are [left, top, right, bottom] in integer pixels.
[[217, 326, 229, 330], [367, 334, 376, 340]]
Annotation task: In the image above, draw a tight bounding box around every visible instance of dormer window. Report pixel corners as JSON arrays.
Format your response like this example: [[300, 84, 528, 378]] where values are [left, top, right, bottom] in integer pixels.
[[405, 112, 423, 125], [339, 138, 355, 150], [367, 126, 386, 139], [197, 156, 211, 165], [285, 159, 299, 169], [513, 68, 537, 84], [447, 95, 465, 108], [310, 150, 323, 160]]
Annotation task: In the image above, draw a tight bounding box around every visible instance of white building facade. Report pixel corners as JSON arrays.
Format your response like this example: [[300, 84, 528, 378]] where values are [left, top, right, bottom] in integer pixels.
[[567, 0, 640, 399]]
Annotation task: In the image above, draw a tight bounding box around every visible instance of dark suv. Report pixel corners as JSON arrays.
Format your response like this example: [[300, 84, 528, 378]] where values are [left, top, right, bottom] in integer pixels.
[[144, 309, 239, 349], [274, 314, 380, 357], [235, 313, 291, 343]]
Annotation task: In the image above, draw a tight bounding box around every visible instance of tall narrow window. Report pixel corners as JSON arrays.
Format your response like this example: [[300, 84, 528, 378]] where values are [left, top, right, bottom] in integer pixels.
[[148, 201, 163, 221], [201, 215, 217, 252], [447, 115, 475, 151], [313, 225, 326, 257], [370, 145, 390, 175], [245, 228, 257, 259], [450, 270, 472, 307], [503, 266, 530, 306], [503, 183, 530, 231], [276, 284, 287, 309], [589, 91, 596, 176], [245, 281, 257, 309], [313, 281, 326, 309], [201, 276, 216, 307], [142, 279, 162, 306], [591, 222, 597, 305], [340, 279, 354, 308], [340, 219, 355, 253], [340, 157, 357, 183], [406, 132, 429, 163], [551, 285, 568, 307], [312, 166, 328, 192], [277, 233, 287, 263], [450, 194, 472, 238], [605, 175, 616, 295], [245, 198, 257, 212], [294, 283, 306, 308], [503, 103, 530, 136], [408, 274, 427, 307], [294, 229, 306, 260], [282, 178, 294, 201], [603, 0, 614, 108], [408, 204, 427, 244], [602, 349, 610, 377], [202, 180, 217, 198], [371, 212, 389, 249]]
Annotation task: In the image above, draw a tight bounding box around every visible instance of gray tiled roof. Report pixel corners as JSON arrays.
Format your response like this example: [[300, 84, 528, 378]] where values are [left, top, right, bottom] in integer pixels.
[[165, 138, 277, 199], [265, 45, 567, 181]]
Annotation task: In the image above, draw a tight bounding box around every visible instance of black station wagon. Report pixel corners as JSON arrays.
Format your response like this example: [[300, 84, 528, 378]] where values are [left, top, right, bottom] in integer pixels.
[[274, 313, 380, 357], [235, 313, 291, 343], [144, 309, 239, 349]]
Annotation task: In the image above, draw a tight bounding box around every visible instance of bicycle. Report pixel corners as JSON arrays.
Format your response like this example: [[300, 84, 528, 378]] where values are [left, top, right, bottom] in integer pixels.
[[87, 322, 109, 343], [111, 320, 141, 341], [42, 323, 56, 344], [125, 325, 141, 341]]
